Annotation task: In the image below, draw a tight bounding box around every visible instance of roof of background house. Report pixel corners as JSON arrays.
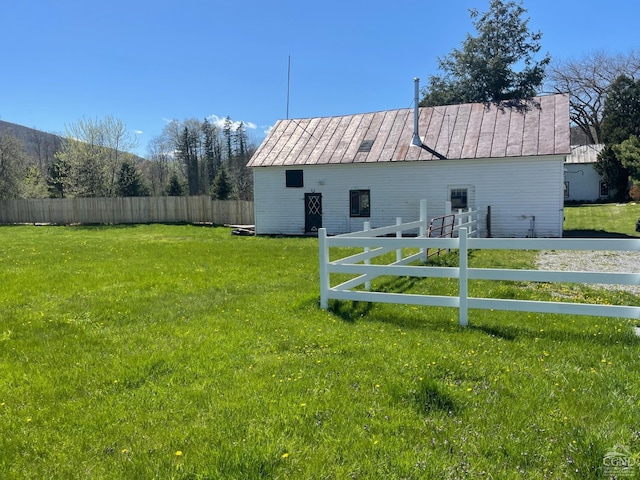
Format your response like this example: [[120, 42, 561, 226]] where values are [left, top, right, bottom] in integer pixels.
[[565, 144, 604, 164], [247, 94, 570, 168]]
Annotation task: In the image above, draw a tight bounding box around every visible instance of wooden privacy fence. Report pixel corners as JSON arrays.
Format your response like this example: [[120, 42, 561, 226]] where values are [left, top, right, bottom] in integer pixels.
[[319, 221, 640, 327], [0, 196, 254, 226]]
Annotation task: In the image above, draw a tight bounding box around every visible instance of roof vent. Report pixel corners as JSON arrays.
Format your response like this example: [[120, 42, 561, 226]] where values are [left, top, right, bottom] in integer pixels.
[[358, 139, 374, 152]]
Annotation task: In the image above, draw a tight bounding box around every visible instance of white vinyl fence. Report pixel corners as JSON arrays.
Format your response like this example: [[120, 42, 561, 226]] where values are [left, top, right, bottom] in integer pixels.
[[319, 208, 640, 326], [0, 196, 254, 226]]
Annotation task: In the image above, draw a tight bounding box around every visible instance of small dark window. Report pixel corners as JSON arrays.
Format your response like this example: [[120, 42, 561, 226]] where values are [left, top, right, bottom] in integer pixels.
[[286, 170, 303, 188], [350, 190, 370, 217], [450, 188, 468, 209], [599, 181, 609, 198], [564, 181, 570, 198]]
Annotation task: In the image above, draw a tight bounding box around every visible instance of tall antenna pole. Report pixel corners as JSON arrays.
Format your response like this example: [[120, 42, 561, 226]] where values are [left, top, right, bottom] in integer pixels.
[[286, 55, 291, 120]]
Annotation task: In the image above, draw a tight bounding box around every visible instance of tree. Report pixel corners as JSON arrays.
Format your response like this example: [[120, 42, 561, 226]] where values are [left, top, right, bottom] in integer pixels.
[[202, 118, 221, 189], [229, 122, 254, 200], [594, 75, 640, 199], [166, 172, 187, 196], [613, 135, 640, 183], [146, 134, 173, 195], [117, 159, 150, 197], [547, 50, 640, 144], [0, 134, 25, 200], [47, 155, 71, 198], [175, 126, 201, 195], [211, 164, 233, 200], [421, 0, 550, 109], [57, 116, 138, 197]]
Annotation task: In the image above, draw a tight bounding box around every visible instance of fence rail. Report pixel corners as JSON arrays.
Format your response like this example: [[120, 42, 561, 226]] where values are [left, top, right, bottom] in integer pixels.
[[319, 220, 640, 326], [0, 196, 254, 226]]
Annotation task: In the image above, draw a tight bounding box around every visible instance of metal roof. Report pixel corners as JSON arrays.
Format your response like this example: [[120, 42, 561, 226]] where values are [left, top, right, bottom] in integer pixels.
[[247, 94, 570, 168], [565, 144, 604, 164]]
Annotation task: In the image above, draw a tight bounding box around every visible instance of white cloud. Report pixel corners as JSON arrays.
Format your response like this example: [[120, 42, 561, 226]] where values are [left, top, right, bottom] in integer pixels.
[[134, 130, 143, 135], [206, 114, 257, 132]]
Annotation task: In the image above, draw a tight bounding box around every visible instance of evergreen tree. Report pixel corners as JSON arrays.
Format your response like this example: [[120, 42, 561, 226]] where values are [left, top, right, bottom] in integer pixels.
[[166, 172, 187, 196], [202, 118, 219, 188], [211, 164, 233, 200], [222, 117, 233, 159], [595, 75, 640, 199], [47, 156, 71, 198], [117, 159, 150, 197], [176, 126, 200, 195], [421, 0, 549, 109]]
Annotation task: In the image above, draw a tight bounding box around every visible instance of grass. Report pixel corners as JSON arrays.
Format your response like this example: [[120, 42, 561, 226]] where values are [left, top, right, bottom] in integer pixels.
[[563, 202, 640, 237], [0, 216, 639, 479]]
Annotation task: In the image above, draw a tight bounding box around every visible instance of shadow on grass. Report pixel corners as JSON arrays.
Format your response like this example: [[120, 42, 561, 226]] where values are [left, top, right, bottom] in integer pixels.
[[470, 315, 640, 346], [413, 378, 460, 416], [563, 229, 638, 239], [329, 300, 374, 323]]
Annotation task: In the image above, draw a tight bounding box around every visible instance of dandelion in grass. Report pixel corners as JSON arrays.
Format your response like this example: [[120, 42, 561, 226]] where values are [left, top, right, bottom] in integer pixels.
[[175, 451, 183, 456], [281, 453, 289, 459]]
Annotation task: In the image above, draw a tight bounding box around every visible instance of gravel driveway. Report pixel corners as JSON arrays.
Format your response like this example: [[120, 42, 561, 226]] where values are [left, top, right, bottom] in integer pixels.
[[536, 250, 640, 295]]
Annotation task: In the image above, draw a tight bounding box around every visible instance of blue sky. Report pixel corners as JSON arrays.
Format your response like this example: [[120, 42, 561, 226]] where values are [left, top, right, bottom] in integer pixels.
[[1, 0, 639, 156]]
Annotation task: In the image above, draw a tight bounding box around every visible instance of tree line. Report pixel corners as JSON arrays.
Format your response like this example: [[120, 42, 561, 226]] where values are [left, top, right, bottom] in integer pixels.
[[0, 115, 256, 201]]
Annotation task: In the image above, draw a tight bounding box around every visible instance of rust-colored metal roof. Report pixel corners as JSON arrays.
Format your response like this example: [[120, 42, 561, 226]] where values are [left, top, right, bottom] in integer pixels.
[[247, 94, 570, 167]]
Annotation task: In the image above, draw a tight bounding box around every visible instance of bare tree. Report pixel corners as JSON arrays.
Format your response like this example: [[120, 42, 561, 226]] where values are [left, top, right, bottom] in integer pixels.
[[58, 116, 139, 197], [146, 134, 174, 195], [547, 50, 640, 144]]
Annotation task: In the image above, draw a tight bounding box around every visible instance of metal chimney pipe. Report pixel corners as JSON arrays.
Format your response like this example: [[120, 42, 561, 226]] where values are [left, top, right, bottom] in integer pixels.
[[412, 77, 421, 146]]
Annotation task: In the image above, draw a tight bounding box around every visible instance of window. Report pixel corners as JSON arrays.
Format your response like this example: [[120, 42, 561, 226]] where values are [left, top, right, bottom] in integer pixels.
[[450, 188, 468, 210], [286, 170, 303, 188], [564, 181, 570, 198], [599, 181, 609, 198], [350, 190, 370, 217]]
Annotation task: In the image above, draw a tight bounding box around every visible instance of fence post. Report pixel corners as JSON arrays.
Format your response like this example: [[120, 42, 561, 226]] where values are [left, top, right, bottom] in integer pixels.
[[420, 199, 428, 261], [319, 228, 329, 309], [459, 227, 469, 327], [364, 222, 371, 291]]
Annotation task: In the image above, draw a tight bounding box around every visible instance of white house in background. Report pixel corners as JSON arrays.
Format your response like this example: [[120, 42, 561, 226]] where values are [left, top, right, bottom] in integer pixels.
[[247, 90, 570, 237], [564, 144, 612, 202]]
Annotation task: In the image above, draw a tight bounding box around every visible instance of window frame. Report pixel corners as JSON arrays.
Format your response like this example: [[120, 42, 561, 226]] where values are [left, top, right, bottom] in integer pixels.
[[285, 169, 304, 188], [349, 189, 371, 218], [599, 181, 609, 198], [450, 188, 468, 210]]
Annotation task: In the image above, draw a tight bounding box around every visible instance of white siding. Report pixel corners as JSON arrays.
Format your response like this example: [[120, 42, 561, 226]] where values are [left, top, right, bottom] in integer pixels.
[[253, 156, 565, 237], [564, 162, 613, 202]]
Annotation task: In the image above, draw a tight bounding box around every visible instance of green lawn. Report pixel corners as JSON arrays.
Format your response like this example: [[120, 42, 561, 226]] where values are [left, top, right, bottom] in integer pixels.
[[564, 202, 640, 237], [0, 221, 639, 479]]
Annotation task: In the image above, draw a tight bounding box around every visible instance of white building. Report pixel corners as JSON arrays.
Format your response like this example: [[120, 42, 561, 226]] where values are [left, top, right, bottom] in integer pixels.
[[247, 93, 570, 238], [564, 144, 612, 202]]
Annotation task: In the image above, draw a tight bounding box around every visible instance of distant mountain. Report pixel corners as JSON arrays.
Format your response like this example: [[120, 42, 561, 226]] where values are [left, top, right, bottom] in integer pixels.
[[0, 119, 146, 164], [0, 120, 63, 166]]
